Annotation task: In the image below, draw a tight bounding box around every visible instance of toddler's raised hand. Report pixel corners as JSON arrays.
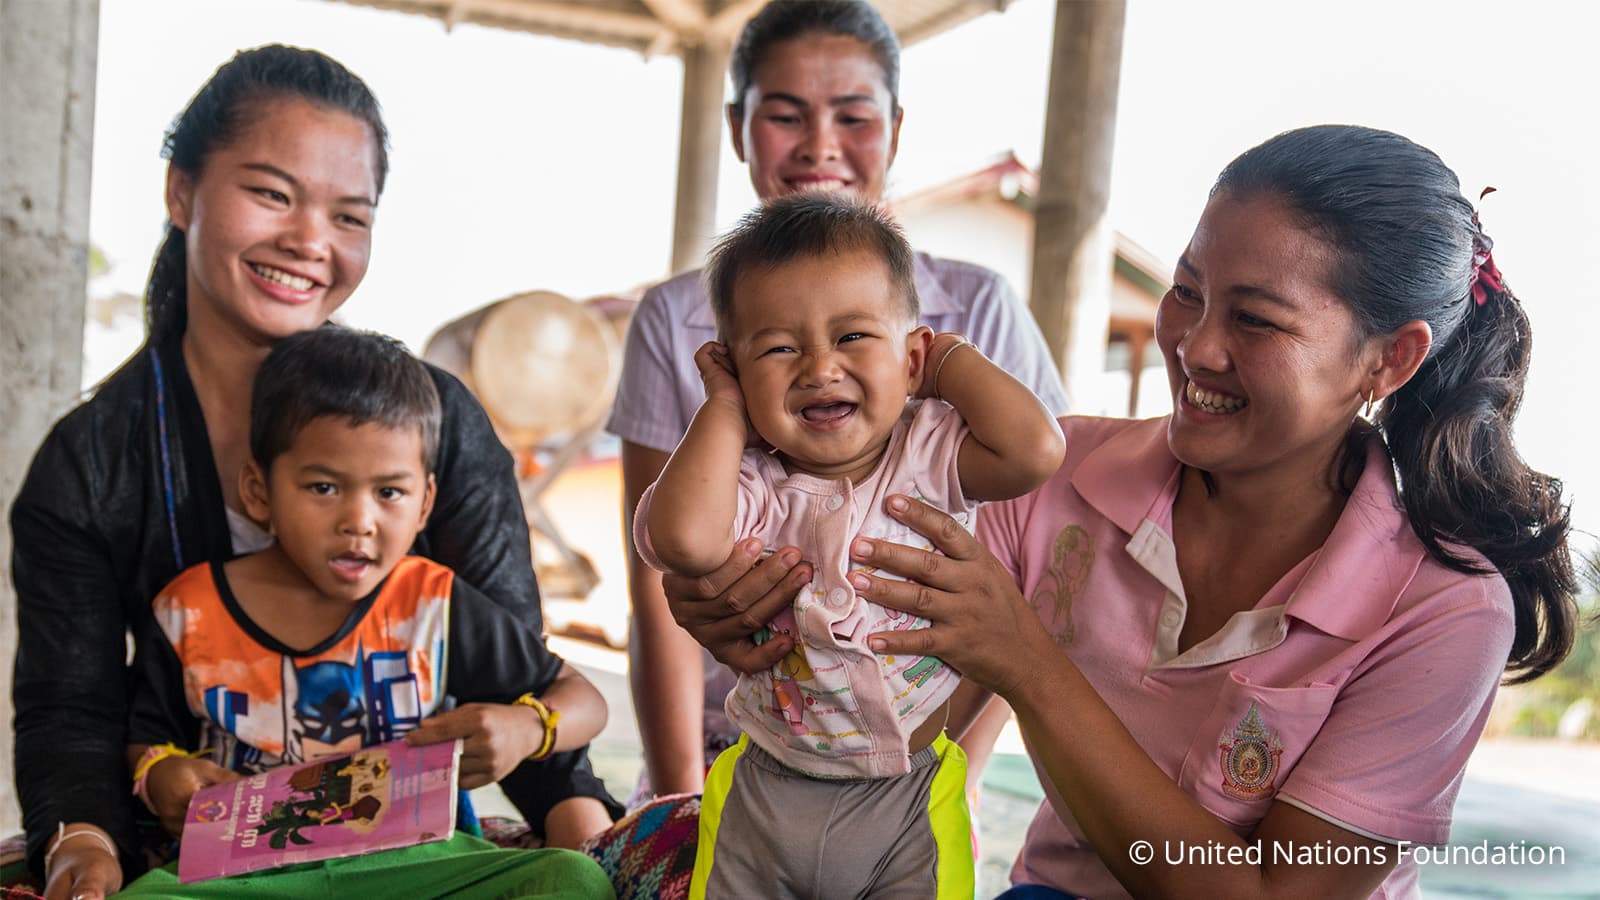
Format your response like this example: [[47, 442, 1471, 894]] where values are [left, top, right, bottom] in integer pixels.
[[694, 341, 744, 409], [695, 340, 764, 448]]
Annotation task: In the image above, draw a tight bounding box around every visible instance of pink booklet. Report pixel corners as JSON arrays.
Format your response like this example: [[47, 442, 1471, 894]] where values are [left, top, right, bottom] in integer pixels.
[[177, 737, 461, 884]]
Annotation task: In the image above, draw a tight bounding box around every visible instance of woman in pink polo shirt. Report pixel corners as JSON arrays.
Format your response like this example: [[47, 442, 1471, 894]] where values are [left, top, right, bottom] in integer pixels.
[[669, 125, 1578, 898]]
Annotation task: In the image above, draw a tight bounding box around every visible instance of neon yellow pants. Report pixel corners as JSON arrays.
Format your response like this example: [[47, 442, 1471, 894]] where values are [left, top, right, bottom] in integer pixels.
[[692, 733, 973, 899]]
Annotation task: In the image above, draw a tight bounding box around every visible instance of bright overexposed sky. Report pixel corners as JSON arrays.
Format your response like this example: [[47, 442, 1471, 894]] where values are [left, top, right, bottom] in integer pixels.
[[85, 0, 1600, 548]]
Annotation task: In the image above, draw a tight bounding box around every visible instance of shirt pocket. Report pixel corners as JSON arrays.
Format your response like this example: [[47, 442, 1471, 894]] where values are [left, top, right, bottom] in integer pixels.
[[1176, 671, 1337, 828]]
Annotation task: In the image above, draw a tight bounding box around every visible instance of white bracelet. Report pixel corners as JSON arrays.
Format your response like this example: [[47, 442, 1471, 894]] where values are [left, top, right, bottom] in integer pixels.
[[43, 821, 117, 876], [932, 339, 974, 400]]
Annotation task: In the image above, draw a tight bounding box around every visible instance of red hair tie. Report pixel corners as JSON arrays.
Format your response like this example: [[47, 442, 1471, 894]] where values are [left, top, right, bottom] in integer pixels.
[[1469, 187, 1503, 307]]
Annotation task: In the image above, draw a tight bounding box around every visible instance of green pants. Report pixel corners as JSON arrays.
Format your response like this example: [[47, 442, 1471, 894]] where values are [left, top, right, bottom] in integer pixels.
[[119, 832, 615, 898]]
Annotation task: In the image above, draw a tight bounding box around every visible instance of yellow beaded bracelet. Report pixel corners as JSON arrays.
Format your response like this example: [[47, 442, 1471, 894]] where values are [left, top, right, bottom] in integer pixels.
[[513, 692, 561, 761], [132, 743, 204, 812]]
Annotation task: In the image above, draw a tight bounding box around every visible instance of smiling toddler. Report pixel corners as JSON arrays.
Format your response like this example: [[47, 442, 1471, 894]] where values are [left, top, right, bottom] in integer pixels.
[[635, 194, 1065, 898]]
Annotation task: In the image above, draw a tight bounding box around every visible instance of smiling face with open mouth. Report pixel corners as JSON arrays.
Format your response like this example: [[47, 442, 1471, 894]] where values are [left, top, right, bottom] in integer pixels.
[[1156, 193, 1380, 485], [730, 33, 902, 205], [727, 248, 927, 484], [167, 95, 380, 348], [248, 416, 435, 604]]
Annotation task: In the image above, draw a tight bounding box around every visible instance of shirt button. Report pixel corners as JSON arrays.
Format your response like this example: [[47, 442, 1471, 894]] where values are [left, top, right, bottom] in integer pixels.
[[1161, 611, 1179, 628], [828, 588, 850, 608], [825, 494, 844, 512]]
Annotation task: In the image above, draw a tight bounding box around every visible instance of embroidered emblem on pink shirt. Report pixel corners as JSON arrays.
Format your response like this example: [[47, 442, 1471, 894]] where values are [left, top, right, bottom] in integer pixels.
[[1219, 702, 1283, 800], [1029, 525, 1093, 644]]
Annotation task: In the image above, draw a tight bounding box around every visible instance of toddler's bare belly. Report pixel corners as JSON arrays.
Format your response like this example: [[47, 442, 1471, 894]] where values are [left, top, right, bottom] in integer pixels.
[[909, 699, 951, 754]]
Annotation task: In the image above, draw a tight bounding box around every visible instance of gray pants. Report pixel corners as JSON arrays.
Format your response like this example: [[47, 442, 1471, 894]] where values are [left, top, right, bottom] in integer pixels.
[[691, 733, 973, 900]]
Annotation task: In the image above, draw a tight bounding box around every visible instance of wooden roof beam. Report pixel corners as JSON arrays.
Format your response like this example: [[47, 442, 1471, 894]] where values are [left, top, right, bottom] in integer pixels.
[[706, 0, 761, 43], [644, 28, 679, 59], [638, 0, 708, 42], [343, 0, 671, 46], [467, 0, 667, 41], [898, 0, 1014, 46]]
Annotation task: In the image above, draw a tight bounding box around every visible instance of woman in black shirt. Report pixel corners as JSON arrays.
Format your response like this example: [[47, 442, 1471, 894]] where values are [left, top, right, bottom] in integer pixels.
[[11, 45, 618, 899]]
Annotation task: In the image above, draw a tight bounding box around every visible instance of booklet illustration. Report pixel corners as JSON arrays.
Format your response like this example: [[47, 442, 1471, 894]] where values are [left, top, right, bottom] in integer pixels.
[[177, 737, 461, 883]]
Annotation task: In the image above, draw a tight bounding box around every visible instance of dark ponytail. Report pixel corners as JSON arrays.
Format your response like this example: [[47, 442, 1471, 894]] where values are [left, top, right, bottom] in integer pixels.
[[1384, 257, 1574, 682], [1215, 125, 1577, 684], [146, 44, 389, 344], [145, 228, 189, 345]]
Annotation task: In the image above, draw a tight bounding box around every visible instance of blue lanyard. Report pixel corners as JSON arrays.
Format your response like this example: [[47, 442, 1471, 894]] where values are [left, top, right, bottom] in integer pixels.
[[149, 347, 184, 571]]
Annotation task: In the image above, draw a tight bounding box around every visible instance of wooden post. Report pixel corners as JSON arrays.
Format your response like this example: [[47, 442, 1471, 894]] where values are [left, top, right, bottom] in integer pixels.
[[1028, 0, 1126, 409], [669, 35, 733, 275], [1, 0, 101, 832], [1127, 331, 1149, 416]]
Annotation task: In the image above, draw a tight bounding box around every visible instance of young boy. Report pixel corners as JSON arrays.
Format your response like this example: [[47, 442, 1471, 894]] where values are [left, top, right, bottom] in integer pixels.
[[636, 195, 1066, 898], [121, 327, 616, 896]]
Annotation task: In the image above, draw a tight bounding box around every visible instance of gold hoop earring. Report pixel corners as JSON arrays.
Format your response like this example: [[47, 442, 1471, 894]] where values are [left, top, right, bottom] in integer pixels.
[[1362, 388, 1376, 420]]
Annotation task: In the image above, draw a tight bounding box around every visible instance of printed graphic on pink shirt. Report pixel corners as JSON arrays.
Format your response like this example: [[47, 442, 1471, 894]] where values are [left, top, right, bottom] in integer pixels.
[[753, 607, 813, 736], [1219, 702, 1284, 800], [1028, 524, 1094, 645]]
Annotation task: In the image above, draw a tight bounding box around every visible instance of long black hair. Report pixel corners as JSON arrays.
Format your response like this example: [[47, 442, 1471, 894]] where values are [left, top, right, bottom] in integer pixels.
[[145, 44, 389, 344], [729, 0, 901, 115], [1215, 124, 1577, 683]]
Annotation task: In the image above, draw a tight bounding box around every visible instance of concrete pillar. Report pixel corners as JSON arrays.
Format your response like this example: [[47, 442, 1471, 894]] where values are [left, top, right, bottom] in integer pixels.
[[1, 0, 101, 833], [1028, 0, 1125, 408], [669, 35, 732, 275]]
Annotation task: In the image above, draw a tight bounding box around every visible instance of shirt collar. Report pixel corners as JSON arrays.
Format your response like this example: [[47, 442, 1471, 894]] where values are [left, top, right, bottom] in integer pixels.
[[1073, 417, 1424, 642], [1071, 417, 1179, 536], [682, 269, 718, 327], [912, 252, 962, 317], [1281, 436, 1423, 640], [683, 251, 960, 329]]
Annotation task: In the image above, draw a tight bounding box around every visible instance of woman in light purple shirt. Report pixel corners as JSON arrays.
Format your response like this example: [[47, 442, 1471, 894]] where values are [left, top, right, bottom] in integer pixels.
[[607, 0, 1068, 802]]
